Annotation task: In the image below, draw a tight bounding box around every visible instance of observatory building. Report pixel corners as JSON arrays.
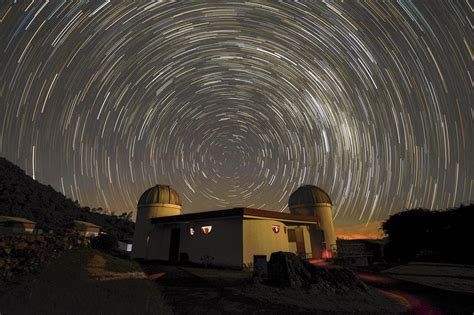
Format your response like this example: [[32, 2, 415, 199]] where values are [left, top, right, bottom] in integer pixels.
[[132, 184, 337, 268]]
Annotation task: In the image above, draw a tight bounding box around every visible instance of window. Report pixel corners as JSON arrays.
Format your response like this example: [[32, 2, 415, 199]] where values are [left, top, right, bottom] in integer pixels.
[[201, 225, 212, 234], [287, 229, 296, 242]]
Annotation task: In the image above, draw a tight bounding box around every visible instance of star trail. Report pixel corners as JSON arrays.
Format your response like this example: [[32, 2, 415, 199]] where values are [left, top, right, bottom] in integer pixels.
[[0, 1, 472, 226]]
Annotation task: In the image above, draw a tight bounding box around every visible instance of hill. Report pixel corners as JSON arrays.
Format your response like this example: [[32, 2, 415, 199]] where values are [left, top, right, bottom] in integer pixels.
[[0, 248, 171, 314], [0, 157, 134, 239]]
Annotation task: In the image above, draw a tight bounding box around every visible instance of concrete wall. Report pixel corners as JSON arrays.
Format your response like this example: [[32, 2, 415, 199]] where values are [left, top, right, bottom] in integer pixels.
[[308, 225, 325, 258], [179, 217, 243, 268], [287, 225, 313, 258], [242, 219, 289, 266], [132, 203, 181, 259], [290, 203, 337, 256], [302, 226, 312, 256], [147, 224, 172, 260], [314, 205, 337, 254], [147, 217, 243, 267], [288, 242, 297, 253]]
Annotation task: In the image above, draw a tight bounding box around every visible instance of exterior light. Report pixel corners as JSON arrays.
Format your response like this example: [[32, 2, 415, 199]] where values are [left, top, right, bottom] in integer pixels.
[[189, 227, 195, 236], [201, 225, 212, 234], [272, 225, 280, 233]]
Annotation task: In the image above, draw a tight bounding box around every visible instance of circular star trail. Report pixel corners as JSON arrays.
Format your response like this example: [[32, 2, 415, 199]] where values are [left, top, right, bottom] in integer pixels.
[[0, 1, 472, 225]]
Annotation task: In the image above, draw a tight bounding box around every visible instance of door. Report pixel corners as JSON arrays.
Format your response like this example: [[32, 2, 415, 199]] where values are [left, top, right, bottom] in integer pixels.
[[169, 228, 180, 262]]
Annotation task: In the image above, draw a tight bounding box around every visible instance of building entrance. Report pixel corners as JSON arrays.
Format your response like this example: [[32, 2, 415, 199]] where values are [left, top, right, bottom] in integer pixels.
[[169, 228, 180, 261]]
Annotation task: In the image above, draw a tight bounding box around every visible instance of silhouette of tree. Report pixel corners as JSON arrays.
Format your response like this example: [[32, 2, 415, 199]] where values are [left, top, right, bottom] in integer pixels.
[[382, 204, 474, 264]]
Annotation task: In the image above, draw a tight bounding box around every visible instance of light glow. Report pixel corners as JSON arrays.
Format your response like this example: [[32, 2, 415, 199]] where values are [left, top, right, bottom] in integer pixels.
[[201, 225, 212, 234]]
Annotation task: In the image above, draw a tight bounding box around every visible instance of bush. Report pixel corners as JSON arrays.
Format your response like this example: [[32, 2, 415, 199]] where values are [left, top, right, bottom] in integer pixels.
[[382, 204, 474, 264], [91, 234, 118, 251]]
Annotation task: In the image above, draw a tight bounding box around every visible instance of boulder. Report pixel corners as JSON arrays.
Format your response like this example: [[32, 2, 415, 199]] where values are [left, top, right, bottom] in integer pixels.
[[267, 252, 312, 289], [266, 251, 367, 292], [303, 261, 367, 291]]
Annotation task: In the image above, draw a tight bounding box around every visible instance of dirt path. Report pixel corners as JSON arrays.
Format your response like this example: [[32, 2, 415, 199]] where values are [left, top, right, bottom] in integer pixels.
[[356, 271, 474, 314]]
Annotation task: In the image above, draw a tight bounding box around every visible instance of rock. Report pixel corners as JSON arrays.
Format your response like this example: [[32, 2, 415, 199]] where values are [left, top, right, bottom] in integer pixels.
[[267, 252, 312, 289], [303, 260, 367, 291], [266, 251, 367, 292]]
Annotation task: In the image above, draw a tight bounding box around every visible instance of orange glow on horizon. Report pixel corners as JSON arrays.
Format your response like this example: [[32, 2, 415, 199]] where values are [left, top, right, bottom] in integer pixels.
[[335, 220, 384, 240]]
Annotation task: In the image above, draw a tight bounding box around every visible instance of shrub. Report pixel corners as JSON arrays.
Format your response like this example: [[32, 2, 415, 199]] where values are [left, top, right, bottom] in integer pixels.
[[91, 233, 118, 251]]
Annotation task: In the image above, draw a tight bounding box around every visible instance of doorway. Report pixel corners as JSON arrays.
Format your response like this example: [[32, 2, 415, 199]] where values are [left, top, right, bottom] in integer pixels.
[[169, 228, 180, 262]]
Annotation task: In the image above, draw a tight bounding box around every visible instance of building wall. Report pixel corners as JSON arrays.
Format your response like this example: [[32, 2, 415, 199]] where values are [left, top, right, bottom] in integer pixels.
[[287, 225, 313, 258], [132, 203, 181, 259], [290, 203, 337, 256], [179, 217, 243, 268], [308, 225, 325, 258], [148, 217, 243, 268], [302, 226, 312, 256], [118, 241, 133, 252], [147, 224, 172, 260], [242, 219, 289, 266], [0, 223, 35, 234], [288, 242, 297, 253]]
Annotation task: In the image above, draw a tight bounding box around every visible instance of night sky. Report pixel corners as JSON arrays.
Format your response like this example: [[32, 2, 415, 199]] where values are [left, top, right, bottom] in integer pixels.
[[0, 1, 472, 227]]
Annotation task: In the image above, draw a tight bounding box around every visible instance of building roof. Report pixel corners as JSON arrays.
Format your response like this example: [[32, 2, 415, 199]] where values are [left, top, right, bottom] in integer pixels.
[[0, 216, 36, 224], [288, 185, 332, 207], [151, 207, 320, 225], [72, 220, 101, 229], [138, 185, 181, 207]]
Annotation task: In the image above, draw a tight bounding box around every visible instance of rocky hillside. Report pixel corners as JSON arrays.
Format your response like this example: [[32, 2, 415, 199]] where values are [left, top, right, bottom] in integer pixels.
[[0, 233, 89, 290], [0, 157, 134, 239]]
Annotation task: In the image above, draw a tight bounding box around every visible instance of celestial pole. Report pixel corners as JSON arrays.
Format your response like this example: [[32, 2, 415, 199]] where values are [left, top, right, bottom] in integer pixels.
[[0, 1, 472, 226]]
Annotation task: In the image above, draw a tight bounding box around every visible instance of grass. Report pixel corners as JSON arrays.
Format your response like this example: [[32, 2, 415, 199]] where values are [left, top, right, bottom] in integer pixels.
[[0, 248, 172, 315]]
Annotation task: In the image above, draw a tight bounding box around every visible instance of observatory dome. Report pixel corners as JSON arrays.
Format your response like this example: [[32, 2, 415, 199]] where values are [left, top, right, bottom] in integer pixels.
[[288, 185, 332, 208], [138, 185, 181, 207]]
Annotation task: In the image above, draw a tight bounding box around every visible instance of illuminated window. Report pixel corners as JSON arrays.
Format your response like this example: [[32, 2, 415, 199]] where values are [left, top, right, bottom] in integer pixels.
[[272, 225, 280, 233], [201, 225, 212, 234], [189, 228, 195, 236]]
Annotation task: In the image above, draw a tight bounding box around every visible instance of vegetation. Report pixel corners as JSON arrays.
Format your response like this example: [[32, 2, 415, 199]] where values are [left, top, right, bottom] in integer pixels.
[[382, 204, 474, 264], [90, 233, 118, 250], [0, 248, 172, 314], [0, 157, 134, 240]]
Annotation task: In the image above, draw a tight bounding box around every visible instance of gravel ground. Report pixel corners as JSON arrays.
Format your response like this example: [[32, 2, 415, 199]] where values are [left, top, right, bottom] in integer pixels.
[[382, 262, 474, 294], [141, 262, 406, 314]]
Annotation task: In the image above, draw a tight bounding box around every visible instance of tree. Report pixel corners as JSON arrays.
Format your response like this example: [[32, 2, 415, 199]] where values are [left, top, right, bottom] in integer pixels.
[[382, 204, 474, 264]]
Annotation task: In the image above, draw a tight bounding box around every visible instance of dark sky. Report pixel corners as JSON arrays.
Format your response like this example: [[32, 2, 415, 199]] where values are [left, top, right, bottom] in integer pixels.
[[0, 1, 472, 226]]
